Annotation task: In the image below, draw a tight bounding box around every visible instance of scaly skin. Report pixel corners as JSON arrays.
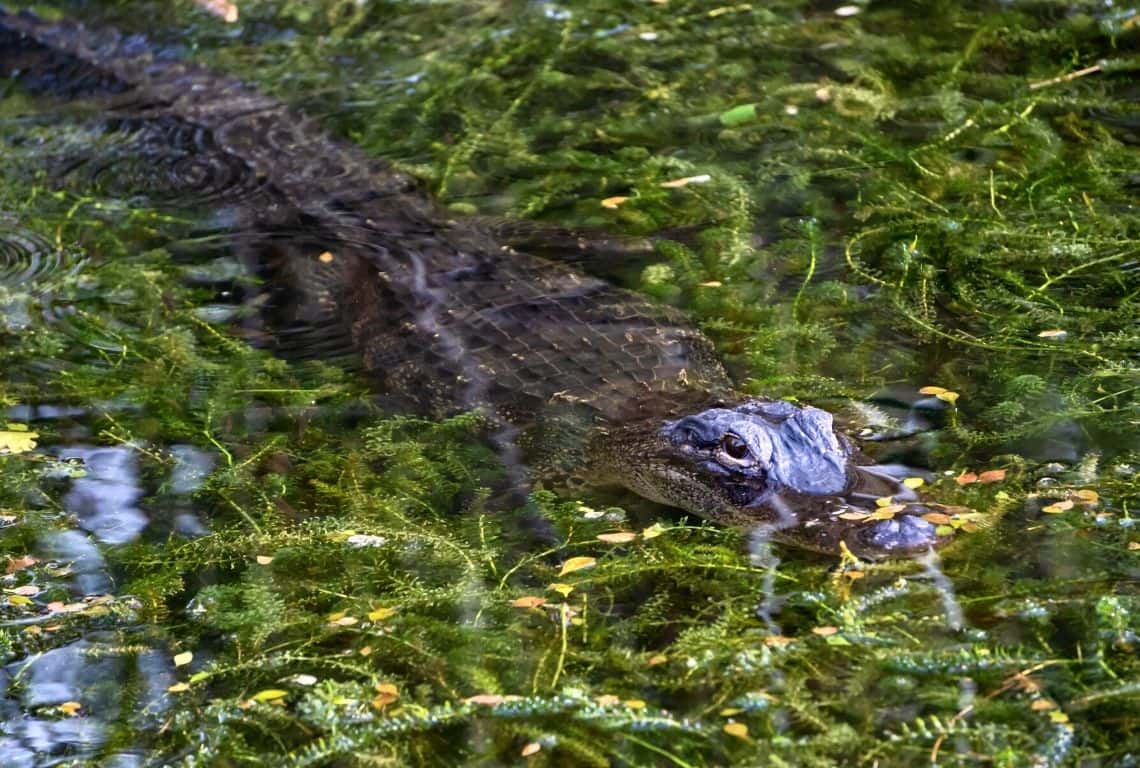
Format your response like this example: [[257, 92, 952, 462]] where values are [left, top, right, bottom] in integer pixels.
[[0, 9, 948, 557]]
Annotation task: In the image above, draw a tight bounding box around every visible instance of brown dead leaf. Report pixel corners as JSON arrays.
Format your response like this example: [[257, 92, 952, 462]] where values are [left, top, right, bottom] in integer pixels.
[[6, 555, 38, 574], [922, 512, 953, 525], [978, 469, 1007, 484], [193, 0, 239, 23]]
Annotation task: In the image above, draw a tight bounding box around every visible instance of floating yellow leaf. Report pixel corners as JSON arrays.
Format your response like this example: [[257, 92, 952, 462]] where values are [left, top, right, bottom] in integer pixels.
[[521, 742, 541, 757], [6, 594, 32, 606], [764, 634, 793, 647], [359, 646, 373, 656], [812, 626, 839, 636], [1042, 500, 1074, 514], [721, 707, 744, 716], [724, 722, 750, 740], [699, 280, 723, 287], [903, 477, 925, 489], [255, 555, 273, 565], [1075, 489, 1099, 504], [1049, 711, 1070, 724], [641, 523, 667, 539], [330, 615, 358, 627], [1128, 541, 1140, 551], [250, 689, 288, 703], [875, 496, 893, 507], [548, 583, 575, 597], [58, 701, 82, 716], [173, 651, 193, 667], [838, 511, 870, 521], [647, 654, 668, 666], [978, 469, 1007, 484], [871, 505, 906, 518], [596, 532, 637, 544], [558, 556, 596, 576], [372, 682, 399, 708], [318, 251, 335, 263], [918, 386, 947, 396], [511, 596, 547, 609], [1037, 329, 1067, 338], [936, 391, 960, 404], [600, 196, 630, 209], [1031, 699, 1056, 711], [595, 694, 621, 707], [624, 699, 647, 709], [956, 472, 978, 486], [0, 429, 38, 454], [368, 606, 398, 622], [167, 682, 191, 693]]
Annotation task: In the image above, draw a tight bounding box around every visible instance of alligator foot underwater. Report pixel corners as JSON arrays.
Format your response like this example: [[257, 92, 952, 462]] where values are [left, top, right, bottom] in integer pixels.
[[0, 8, 955, 558]]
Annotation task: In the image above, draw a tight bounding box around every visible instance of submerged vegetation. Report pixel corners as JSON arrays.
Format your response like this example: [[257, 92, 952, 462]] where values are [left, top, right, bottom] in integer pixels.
[[0, 0, 1137, 765]]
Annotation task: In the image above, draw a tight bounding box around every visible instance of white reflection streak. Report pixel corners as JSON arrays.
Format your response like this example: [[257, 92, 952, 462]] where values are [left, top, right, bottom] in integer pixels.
[[748, 493, 799, 635], [916, 547, 964, 632]]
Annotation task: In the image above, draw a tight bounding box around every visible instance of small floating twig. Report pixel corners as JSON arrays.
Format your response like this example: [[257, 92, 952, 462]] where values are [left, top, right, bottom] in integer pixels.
[[1028, 63, 1102, 91]]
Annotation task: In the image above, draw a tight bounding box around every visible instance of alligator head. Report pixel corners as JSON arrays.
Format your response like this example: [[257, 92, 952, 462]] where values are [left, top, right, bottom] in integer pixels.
[[594, 399, 948, 558]]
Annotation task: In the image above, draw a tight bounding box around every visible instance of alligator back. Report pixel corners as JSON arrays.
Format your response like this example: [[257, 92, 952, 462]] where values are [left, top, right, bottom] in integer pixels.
[[0, 9, 732, 429]]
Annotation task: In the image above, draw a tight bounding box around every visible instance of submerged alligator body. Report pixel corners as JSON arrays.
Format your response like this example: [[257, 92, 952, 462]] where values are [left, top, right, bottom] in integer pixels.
[[0, 9, 946, 557]]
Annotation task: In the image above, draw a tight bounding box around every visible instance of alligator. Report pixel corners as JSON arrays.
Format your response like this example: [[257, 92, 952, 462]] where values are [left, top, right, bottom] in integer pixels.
[[0, 8, 949, 558]]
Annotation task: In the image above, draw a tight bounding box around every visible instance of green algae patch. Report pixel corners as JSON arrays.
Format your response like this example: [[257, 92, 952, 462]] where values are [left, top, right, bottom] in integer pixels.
[[0, 0, 1138, 765]]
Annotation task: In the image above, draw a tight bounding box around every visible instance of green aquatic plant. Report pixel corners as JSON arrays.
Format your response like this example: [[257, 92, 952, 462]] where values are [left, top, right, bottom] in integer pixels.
[[0, 0, 1137, 765]]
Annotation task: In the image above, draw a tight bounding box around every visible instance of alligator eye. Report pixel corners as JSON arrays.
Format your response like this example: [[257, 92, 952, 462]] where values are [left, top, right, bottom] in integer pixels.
[[719, 433, 752, 462]]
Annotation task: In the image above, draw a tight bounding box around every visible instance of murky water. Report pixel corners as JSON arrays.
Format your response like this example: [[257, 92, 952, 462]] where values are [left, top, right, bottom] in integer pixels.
[[0, 1, 1137, 765]]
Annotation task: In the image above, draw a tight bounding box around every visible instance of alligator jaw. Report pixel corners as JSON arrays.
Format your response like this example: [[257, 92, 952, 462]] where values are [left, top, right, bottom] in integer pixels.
[[593, 398, 951, 558]]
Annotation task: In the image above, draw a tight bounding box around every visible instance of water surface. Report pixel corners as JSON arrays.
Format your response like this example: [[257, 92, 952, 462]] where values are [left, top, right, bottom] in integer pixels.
[[0, 1, 1137, 765]]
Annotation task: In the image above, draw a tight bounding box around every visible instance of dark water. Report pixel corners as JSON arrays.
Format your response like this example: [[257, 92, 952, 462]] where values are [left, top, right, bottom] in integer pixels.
[[0, 1, 1137, 765]]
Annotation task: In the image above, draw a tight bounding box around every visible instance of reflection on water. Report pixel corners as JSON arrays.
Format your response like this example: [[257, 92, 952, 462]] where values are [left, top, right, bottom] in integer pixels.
[[58, 447, 147, 546], [1, 636, 174, 767], [0, 0, 1135, 764], [0, 432, 212, 765]]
